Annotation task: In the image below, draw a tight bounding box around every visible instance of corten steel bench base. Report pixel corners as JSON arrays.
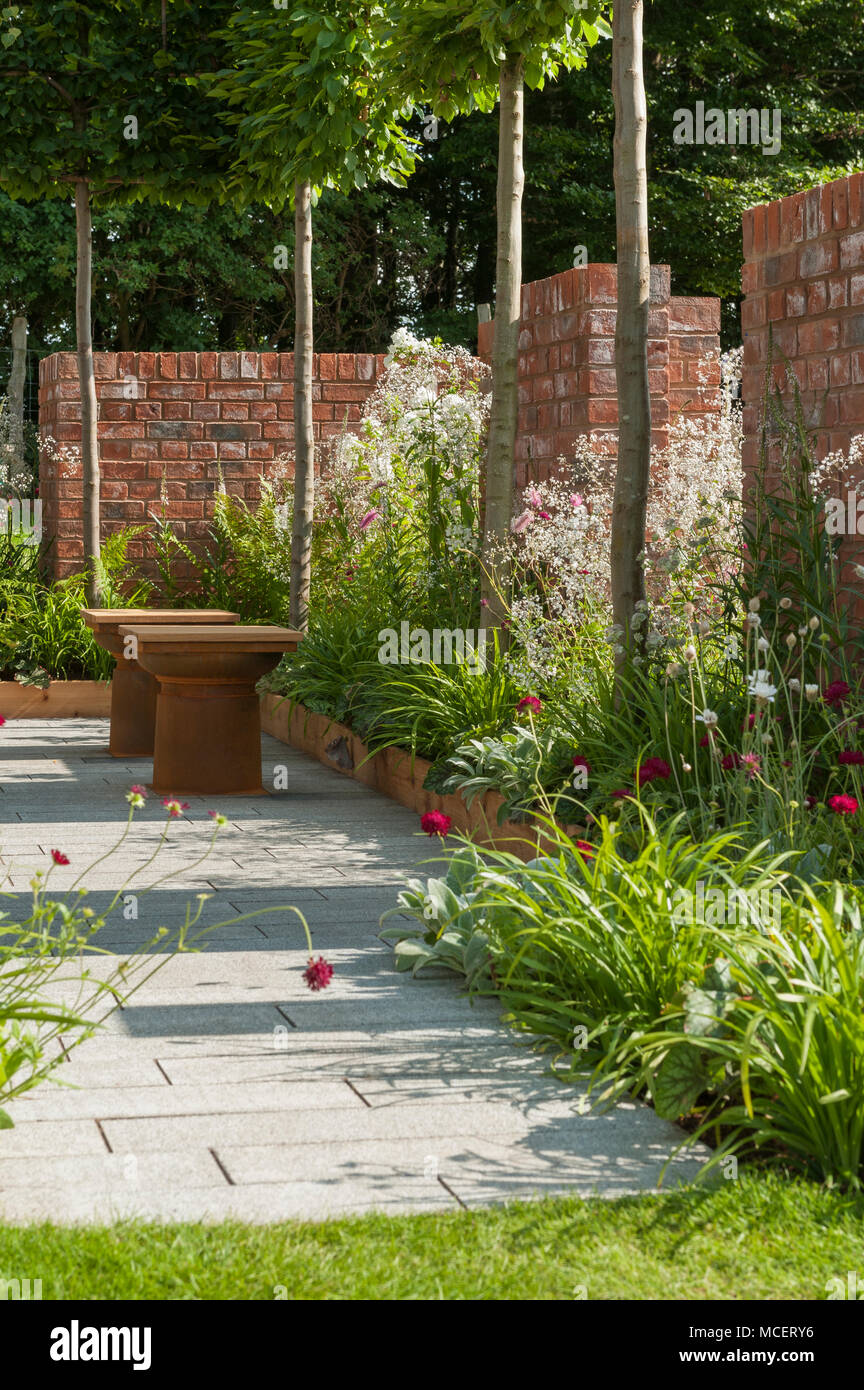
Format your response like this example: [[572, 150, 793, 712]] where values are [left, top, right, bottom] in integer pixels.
[[81, 610, 239, 757], [119, 626, 301, 796]]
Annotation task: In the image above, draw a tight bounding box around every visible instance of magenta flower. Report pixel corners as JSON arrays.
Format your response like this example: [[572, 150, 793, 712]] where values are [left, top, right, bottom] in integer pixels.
[[359, 509, 382, 531], [517, 695, 543, 714], [130, 784, 147, 797], [162, 797, 190, 818], [0, 715, 5, 727], [636, 757, 671, 786], [741, 752, 762, 780], [527, 488, 542, 508], [610, 788, 632, 799], [721, 752, 742, 771], [303, 956, 334, 991], [420, 810, 452, 837], [838, 750, 864, 765], [572, 755, 592, 775], [538, 510, 552, 520], [51, 849, 70, 866], [574, 840, 595, 859], [823, 681, 851, 709], [829, 793, 859, 816]]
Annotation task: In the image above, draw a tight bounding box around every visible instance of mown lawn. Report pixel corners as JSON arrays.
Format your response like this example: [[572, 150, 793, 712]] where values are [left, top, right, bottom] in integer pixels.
[[0, 1175, 860, 1300]]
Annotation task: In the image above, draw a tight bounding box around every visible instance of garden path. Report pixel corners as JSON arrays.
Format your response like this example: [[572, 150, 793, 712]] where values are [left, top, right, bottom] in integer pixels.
[[0, 719, 707, 1222]]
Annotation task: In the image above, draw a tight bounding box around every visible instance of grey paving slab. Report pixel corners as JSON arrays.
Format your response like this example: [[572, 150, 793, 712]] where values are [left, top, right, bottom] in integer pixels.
[[0, 717, 710, 1224]]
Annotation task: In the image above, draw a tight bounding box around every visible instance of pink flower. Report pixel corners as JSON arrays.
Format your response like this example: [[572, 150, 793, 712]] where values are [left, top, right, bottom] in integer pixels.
[[162, 797, 190, 818], [131, 784, 147, 797], [303, 956, 334, 991], [570, 494, 583, 508], [420, 811, 452, 837], [359, 509, 382, 531], [823, 681, 851, 709], [829, 793, 858, 816], [0, 715, 5, 727], [636, 757, 671, 786], [538, 510, 552, 520], [740, 752, 762, 780], [838, 750, 864, 765], [480, 598, 488, 608], [527, 488, 542, 508], [511, 510, 534, 535], [517, 695, 543, 713], [51, 849, 70, 866], [572, 755, 591, 775]]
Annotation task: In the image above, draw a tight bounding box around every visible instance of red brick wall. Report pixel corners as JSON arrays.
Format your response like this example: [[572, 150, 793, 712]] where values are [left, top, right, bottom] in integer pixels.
[[741, 172, 864, 476], [38, 350, 383, 577], [478, 263, 721, 489]]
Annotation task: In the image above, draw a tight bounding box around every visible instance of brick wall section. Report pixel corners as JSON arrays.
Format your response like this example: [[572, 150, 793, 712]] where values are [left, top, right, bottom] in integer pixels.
[[38, 350, 384, 577], [477, 263, 721, 490], [741, 172, 864, 477]]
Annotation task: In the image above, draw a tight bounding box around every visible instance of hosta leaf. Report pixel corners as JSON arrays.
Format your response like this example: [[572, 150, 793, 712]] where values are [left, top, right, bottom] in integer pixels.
[[653, 1047, 714, 1119]]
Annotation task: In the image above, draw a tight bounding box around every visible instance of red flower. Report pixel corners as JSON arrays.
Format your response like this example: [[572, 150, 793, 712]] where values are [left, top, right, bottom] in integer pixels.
[[636, 757, 671, 786], [610, 788, 632, 799], [516, 695, 543, 713], [303, 956, 334, 991], [420, 810, 451, 837], [823, 681, 851, 709], [721, 752, 742, 771], [698, 732, 714, 747], [574, 840, 595, 858], [829, 793, 859, 816], [0, 715, 5, 727], [838, 750, 864, 765], [572, 755, 592, 774], [51, 849, 70, 865]]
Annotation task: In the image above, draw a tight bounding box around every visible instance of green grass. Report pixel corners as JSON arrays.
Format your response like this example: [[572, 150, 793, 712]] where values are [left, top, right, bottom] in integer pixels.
[[0, 1176, 861, 1300]]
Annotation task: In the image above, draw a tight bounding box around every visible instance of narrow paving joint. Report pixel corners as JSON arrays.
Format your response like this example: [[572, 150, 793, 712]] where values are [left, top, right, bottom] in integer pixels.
[[0, 718, 707, 1222]]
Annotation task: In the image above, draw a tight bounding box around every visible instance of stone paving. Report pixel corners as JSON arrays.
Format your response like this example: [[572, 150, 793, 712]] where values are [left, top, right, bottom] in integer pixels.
[[0, 718, 707, 1222]]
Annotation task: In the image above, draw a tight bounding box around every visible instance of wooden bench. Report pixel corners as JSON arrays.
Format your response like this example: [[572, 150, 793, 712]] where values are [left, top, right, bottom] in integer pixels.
[[81, 610, 240, 757], [118, 624, 302, 796]]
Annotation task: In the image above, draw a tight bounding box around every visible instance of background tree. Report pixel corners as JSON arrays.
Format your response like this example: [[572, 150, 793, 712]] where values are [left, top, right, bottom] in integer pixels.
[[215, 1, 415, 631], [384, 0, 608, 625], [3, 1, 860, 366], [0, 0, 234, 598], [609, 0, 651, 675]]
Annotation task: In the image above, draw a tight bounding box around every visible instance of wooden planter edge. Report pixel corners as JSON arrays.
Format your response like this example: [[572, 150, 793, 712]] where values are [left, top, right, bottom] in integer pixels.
[[0, 679, 112, 719]]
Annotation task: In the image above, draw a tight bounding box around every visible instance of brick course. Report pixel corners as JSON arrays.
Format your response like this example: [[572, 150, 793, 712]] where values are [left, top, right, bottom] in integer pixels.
[[38, 351, 384, 577], [477, 263, 721, 490]]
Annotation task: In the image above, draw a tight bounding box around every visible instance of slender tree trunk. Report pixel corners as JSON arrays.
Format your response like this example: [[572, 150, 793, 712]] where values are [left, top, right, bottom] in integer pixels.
[[76, 178, 101, 603], [481, 56, 525, 629], [610, 1, 651, 680], [7, 315, 27, 483], [290, 178, 315, 632]]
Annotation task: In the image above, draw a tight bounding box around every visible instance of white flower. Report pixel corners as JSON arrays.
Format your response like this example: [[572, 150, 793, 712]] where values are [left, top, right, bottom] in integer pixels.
[[684, 644, 697, 662], [748, 597, 760, 613], [748, 669, 777, 701], [805, 684, 819, 701], [855, 564, 864, 580], [757, 637, 769, 653], [789, 678, 801, 693], [779, 596, 792, 609], [697, 709, 719, 727]]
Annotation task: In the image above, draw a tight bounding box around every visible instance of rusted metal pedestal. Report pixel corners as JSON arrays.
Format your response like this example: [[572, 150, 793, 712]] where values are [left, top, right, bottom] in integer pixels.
[[81, 610, 239, 757], [118, 625, 301, 795]]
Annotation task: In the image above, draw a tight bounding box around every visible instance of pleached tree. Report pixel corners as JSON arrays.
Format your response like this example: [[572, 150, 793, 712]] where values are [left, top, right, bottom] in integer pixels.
[[0, 0, 235, 600], [215, 2, 416, 631], [609, 0, 652, 679], [383, 1, 608, 627]]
